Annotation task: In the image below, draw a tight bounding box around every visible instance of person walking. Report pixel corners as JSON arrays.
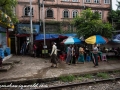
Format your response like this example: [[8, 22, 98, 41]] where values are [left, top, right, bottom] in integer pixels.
[[50, 42, 58, 68], [92, 44, 99, 67], [66, 45, 72, 65]]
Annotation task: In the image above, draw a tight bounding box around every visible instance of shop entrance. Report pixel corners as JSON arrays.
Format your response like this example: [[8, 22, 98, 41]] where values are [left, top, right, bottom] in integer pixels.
[[17, 37, 27, 55]]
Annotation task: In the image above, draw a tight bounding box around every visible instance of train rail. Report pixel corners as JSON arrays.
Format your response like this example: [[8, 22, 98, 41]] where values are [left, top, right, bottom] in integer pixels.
[[35, 77, 120, 90]]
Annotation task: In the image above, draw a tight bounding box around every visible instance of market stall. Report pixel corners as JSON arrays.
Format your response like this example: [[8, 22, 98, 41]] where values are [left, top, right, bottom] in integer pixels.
[[0, 10, 14, 59]]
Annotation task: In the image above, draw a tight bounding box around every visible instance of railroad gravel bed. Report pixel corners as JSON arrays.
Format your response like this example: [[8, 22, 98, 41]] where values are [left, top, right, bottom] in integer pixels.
[[0, 71, 120, 90], [60, 80, 120, 90], [45, 71, 120, 87]]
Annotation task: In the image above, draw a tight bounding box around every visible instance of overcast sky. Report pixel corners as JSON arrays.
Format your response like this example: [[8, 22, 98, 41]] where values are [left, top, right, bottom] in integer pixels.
[[112, 0, 120, 10]]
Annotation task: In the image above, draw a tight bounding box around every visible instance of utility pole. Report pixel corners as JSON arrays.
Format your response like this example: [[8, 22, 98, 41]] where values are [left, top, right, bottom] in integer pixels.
[[30, 0, 33, 54], [38, 0, 41, 32], [42, 0, 47, 49]]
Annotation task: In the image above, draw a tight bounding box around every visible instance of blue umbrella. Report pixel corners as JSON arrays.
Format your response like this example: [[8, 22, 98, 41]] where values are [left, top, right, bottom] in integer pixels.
[[112, 39, 120, 43], [113, 34, 120, 40], [61, 36, 81, 44]]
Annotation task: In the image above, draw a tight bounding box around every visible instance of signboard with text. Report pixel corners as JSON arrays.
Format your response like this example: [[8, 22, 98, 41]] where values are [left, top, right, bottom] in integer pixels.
[[17, 24, 40, 34]]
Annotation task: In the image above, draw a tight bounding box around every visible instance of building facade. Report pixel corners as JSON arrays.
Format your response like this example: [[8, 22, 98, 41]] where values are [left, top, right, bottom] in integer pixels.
[[15, 0, 112, 53], [43, 0, 111, 21], [16, 0, 112, 34]]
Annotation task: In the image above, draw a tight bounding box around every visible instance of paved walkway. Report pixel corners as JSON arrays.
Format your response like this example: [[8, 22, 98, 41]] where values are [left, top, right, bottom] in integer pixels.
[[0, 55, 120, 82]]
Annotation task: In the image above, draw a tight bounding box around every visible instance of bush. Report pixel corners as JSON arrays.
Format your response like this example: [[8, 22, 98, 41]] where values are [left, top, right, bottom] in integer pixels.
[[59, 75, 75, 82]]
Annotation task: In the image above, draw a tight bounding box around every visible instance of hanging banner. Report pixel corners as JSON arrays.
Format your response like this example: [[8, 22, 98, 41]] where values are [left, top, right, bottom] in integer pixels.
[[17, 24, 40, 34]]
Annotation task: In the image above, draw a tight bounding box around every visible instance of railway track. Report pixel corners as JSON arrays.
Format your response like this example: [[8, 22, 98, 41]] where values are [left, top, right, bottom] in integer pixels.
[[0, 70, 120, 90], [34, 77, 120, 90]]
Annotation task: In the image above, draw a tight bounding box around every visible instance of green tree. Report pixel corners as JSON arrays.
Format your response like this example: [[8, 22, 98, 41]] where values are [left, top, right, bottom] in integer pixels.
[[0, 0, 18, 24], [108, 1, 120, 30], [73, 8, 113, 39]]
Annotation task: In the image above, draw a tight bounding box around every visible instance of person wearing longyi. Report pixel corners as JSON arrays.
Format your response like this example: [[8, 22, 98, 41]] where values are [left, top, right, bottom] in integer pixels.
[[50, 42, 58, 68], [92, 44, 99, 67]]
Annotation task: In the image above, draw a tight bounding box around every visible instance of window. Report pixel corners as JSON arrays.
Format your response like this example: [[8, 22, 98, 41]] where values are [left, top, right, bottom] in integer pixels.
[[24, 6, 33, 16], [104, 0, 110, 4], [63, 10, 69, 18], [72, 10, 78, 18], [85, 0, 91, 3], [94, 0, 99, 3], [46, 9, 53, 18], [72, 0, 78, 2]]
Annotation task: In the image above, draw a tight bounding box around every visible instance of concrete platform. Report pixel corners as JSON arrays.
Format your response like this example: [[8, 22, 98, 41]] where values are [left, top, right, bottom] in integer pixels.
[[0, 65, 13, 72], [0, 55, 120, 82], [0, 55, 21, 72], [3, 54, 13, 62]]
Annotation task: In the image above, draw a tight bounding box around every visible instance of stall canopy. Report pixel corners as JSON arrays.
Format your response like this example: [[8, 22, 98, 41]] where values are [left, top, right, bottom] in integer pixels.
[[35, 34, 59, 40], [35, 33, 77, 40]]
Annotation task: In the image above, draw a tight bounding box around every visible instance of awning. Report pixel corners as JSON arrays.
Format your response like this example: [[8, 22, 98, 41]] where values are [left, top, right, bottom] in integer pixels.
[[61, 34, 77, 37], [35, 34, 59, 40], [35, 33, 77, 40]]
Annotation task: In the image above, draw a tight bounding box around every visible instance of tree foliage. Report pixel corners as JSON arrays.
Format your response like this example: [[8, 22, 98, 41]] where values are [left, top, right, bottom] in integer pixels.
[[0, 0, 18, 24], [73, 8, 113, 39], [116, 0, 120, 10]]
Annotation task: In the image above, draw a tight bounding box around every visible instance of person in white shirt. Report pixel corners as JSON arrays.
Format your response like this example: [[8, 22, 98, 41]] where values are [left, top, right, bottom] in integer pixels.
[[50, 42, 58, 67], [92, 44, 99, 67]]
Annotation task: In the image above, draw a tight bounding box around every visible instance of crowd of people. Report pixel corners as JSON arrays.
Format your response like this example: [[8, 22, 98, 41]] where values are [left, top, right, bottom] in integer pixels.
[[49, 42, 100, 68], [0, 40, 119, 69], [64, 44, 99, 67], [19, 41, 119, 68]]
